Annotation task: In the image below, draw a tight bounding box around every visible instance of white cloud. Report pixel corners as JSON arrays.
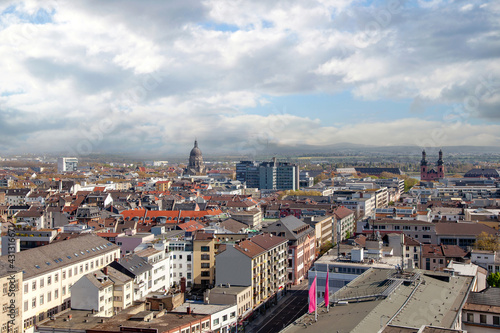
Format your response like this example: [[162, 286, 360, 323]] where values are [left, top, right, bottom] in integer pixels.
[[0, 0, 499, 155]]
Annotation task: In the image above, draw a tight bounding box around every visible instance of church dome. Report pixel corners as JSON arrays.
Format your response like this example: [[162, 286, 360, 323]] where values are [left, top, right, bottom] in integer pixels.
[[190, 140, 202, 157]]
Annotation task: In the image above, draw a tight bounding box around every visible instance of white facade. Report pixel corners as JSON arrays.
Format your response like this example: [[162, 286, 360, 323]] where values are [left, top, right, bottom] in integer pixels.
[[16, 239, 120, 333], [57, 157, 78, 173], [168, 240, 193, 288]]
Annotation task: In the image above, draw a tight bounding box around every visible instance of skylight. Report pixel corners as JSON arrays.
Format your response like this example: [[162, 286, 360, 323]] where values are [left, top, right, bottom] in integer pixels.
[[35, 265, 40, 269]]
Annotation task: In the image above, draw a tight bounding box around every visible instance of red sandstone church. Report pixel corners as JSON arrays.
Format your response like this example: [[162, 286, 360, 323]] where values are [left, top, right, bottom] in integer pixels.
[[420, 149, 445, 181]]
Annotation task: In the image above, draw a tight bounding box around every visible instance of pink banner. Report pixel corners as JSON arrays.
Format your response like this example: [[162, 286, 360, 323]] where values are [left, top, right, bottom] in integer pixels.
[[308, 276, 317, 313], [324, 271, 329, 306]]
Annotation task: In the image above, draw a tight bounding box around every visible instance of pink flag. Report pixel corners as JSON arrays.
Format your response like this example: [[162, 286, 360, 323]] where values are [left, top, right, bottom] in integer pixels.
[[308, 276, 317, 313], [325, 271, 329, 307]]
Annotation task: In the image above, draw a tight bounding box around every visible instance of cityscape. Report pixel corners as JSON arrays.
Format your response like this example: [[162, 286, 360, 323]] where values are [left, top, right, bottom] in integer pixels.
[[1, 1, 500, 333]]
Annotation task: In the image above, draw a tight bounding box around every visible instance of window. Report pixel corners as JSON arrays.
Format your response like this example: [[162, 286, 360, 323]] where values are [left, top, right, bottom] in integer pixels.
[[213, 318, 219, 326], [40, 278, 44, 288], [62, 286, 66, 296], [47, 276, 52, 285], [24, 301, 28, 312], [201, 254, 210, 260], [24, 283, 28, 294], [187, 255, 192, 261], [230, 312, 236, 318], [55, 289, 59, 298], [480, 314, 487, 324], [32, 281, 36, 290], [201, 246, 210, 252], [47, 291, 51, 302], [32, 298, 36, 308], [40, 294, 44, 305], [201, 263, 210, 268], [201, 271, 210, 277], [494, 316, 500, 326], [223, 315, 228, 322], [55, 273, 59, 282]]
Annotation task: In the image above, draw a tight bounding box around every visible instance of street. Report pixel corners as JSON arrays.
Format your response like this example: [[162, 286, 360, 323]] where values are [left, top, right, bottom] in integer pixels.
[[246, 282, 309, 333]]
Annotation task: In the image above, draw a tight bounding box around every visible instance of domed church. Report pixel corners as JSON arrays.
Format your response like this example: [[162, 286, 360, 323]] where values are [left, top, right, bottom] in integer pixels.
[[185, 140, 206, 175]]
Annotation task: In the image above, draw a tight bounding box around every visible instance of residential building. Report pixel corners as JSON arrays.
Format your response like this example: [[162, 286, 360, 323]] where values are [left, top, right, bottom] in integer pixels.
[[70, 270, 115, 317], [333, 206, 355, 241], [135, 247, 169, 293], [193, 232, 216, 288], [109, 254, 154, 301], [421, 244, 468, 271], [172, 303, 238, 333], [0, 261, 22, 333], [204, 285, 253, 320], [303, 215, 333, 254], [215, 234, 287, 308], [0, 234, 120, 333], [261, 216, 316, 285], [463, 287, 500, 332]]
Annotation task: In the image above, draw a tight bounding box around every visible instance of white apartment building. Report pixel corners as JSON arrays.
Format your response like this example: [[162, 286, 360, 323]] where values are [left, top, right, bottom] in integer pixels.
[[168, 239, 193, 288], [0, 234, 120, 333], [109, 254, 154, 301], [136, 247, 170, 292]]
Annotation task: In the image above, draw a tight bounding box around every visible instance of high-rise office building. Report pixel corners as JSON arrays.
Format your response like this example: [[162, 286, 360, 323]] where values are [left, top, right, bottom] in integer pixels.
[[236, 158, 299, 190], [57, 157, 78, 173]]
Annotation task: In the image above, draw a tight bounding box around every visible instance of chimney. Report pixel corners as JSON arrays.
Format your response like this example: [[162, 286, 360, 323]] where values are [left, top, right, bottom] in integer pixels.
[[103, 266, 108, 275], [186, 306, 191, 314]]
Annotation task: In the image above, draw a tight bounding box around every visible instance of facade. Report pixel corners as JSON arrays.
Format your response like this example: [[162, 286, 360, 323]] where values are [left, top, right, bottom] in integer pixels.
[[333, 206, 355, 241], [192, 232, 215, 288], [303, 215, 333, 254], [215, 234, 287, 309], [463, 287, 500, 332], [204, 285, 253, 320], [109, 254, 154, 301], [57, 157, 78, 173], [420, 149, 445, 181], [70, 271, 115, 317], [261, 216, 316, 285], [185, 140, 206, 175], [168, 239, 194, 288], [0, 261, 22, 333], [236, 158, 299, 191], [172, 303, 238, 333], [135, 247, 169, 293], [0, 234, 120, 333]]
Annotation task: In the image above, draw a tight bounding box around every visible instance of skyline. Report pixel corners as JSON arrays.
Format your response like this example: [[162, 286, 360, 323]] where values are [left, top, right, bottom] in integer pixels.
[[1, 0, 500, 157]]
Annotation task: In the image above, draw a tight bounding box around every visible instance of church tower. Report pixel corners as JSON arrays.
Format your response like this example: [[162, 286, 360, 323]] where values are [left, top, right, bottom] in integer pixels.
[[420, 150, 428, 180], [437, 149, 444, 178]]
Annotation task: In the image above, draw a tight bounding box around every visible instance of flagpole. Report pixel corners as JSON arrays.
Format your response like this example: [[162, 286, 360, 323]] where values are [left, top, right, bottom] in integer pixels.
[[326, 264, 329, 313], [315, 270, 318, 322]]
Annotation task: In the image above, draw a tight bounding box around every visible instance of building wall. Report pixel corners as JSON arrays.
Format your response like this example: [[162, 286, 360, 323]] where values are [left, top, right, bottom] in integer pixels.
[[0, 271, 22, 333], [20, 248, 120, 332], [193, 237, 215, 287], [215, 247, 252, 288], [463, 311, 500, 332]]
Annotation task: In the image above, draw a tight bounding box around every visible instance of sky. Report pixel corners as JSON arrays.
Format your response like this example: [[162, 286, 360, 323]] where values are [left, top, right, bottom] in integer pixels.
[[0, 0, 499, 158]]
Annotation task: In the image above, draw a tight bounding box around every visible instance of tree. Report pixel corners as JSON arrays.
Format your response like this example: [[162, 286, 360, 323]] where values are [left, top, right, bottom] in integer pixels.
[[319, 241, 333, 257], [474, 232, 500, 251], [487, 272, 500, 287]]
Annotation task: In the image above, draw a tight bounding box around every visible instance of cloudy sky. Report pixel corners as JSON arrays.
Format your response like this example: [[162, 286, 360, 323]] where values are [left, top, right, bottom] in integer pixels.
[[1, 0, 499, 157]]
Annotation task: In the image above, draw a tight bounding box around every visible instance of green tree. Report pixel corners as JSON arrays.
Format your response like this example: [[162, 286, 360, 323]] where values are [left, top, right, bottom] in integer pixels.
[[487, 272, 500, 287]]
